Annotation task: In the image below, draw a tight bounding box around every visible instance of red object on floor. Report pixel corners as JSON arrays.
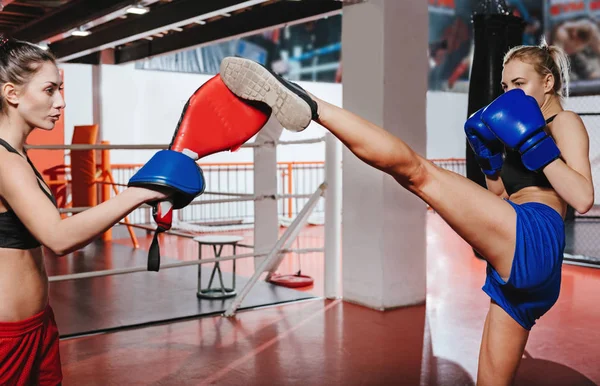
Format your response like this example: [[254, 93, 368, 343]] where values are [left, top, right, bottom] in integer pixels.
[[269, 273, 314, 288]]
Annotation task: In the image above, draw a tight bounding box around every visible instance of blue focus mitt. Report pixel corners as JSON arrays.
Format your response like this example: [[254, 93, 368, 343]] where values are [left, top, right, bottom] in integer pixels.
[[128, 149, 205, 210], [128, 150, 205, 271]]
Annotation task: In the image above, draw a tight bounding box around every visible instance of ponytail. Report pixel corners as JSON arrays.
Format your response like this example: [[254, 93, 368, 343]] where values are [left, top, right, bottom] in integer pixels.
[[504, 38, 571, 100]]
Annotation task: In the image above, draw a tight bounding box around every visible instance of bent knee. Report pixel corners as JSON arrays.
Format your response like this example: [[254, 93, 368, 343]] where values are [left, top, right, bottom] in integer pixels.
[[391, 155, 433, 191], [392, 158, 441, 197]]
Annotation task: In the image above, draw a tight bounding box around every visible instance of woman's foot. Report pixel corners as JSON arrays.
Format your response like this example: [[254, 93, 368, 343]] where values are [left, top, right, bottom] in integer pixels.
[[220, 57, 319, 132]]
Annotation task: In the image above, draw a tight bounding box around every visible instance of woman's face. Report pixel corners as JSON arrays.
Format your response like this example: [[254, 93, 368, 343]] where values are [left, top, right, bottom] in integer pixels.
[[13, 61, 65, 131], [501, 59, 552, 107]]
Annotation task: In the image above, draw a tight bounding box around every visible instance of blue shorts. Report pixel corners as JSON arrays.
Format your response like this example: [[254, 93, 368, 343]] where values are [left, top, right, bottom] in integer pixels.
[[482, 200, 565, 330]]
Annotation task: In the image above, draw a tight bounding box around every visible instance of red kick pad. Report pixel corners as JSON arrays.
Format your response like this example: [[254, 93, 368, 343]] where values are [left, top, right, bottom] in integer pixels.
[[170, 74, 270, 159]]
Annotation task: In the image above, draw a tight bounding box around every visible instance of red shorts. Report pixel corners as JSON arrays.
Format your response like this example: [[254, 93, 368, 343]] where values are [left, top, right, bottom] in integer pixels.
[[0, 305, 62, 385]]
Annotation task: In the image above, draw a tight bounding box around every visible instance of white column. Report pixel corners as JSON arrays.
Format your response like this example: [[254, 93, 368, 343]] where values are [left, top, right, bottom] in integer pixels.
[[341, 0, 428, 309], [253, 116, 284, 270], [91, 66, 101, 135], [92, 49, 115, 140], [324, 132, 342, 298]]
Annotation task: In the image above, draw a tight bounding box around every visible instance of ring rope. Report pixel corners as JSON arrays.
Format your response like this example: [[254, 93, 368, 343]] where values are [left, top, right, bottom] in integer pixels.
[[58, 193, 317, 214], [24, 137, 325, 151], [48, 247, 324, 282]]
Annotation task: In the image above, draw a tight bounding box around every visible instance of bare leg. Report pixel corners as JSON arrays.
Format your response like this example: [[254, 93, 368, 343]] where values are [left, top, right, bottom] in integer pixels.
[[220, 56, 517, 277], [478, 302, 529, 385], [220, 54, 526, 383], [320, 100, 528, 382], [314, 98, 516, 278]]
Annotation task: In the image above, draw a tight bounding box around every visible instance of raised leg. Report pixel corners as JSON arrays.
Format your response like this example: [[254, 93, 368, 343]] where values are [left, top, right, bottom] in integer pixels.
[[220, 57, 517, 278], [319, 100, 517, 277], [477, 301, 530, 385]]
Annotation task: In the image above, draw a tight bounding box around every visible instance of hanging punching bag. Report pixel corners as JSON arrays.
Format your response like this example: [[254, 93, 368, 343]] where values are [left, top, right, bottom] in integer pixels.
[[466, 1, 524, 259], [466, 0, 525, 189]]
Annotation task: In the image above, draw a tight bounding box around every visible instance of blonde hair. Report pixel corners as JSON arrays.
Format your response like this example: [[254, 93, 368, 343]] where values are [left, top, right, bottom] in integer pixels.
[[503, 39, 571, 100]]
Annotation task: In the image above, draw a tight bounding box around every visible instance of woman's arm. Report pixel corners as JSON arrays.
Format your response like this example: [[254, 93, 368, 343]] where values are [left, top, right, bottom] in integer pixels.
[[485, 175, 509, 199], [544, 111, 594, 214], [0, 152, 164, 255]]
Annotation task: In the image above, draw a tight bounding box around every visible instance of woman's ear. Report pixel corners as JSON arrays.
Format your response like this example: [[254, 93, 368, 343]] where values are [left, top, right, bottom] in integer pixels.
[[2, 82, 19, 106], [544, 73, 555, 94]]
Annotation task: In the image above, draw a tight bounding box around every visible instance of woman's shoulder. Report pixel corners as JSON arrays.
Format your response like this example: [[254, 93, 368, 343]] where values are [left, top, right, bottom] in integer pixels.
[[549, 110, 585, 132], [552, 110, 583, 123], [0, 149, 35, 185], [0, 148, 27, 165], [547, 110, 590, 148]]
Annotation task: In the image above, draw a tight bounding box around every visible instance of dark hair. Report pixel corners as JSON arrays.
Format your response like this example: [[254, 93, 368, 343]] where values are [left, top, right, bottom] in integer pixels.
[[0, 35, 56, 113]]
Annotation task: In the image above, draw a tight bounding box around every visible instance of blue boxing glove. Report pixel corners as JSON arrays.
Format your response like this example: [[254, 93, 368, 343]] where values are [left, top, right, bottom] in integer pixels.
[[464, 108, 505, 176], [481, 89, 560, 172]]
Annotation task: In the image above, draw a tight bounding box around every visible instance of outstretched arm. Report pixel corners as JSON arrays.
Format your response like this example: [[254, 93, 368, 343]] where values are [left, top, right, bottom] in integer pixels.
[[0, 152, 164, 255], [544, 111, 594, 213]]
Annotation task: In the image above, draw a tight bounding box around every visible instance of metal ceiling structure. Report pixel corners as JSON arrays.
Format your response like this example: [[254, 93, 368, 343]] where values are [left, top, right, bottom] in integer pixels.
[[0, 1, 74, 32], [0, 0, 346, 65]]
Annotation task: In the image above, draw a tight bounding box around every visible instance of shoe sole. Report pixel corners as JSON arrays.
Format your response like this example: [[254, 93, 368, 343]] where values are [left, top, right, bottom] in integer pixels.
[[220, 57, 312, 132]]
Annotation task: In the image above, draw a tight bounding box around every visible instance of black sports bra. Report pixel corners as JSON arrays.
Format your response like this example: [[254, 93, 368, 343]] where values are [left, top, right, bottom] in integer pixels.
[[500, 115, 557, 196], [0, 138, 57, 250]]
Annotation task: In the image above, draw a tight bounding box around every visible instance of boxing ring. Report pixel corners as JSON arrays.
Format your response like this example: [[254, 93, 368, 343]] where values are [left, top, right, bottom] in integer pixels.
[[26, 132, 343, 338], [31, 117, 600, 340]]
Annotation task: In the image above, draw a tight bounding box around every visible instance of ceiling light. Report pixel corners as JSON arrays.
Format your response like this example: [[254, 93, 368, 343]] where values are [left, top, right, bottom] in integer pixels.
[[126, 4, 150, 15], [55, 0, 273, 62], [72, 29, 91, 37]]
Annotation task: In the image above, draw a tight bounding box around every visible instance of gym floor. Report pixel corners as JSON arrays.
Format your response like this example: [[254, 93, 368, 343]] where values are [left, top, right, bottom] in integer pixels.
[[58, 213, 600, 385]]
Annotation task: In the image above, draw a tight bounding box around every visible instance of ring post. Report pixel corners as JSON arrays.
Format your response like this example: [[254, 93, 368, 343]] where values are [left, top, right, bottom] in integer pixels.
[[324, 132, 342, 299], [101, 140, 112, 241]]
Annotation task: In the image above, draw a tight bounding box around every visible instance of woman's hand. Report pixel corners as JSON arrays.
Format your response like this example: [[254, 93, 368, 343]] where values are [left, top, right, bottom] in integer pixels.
[[129, 186, 172, 204]]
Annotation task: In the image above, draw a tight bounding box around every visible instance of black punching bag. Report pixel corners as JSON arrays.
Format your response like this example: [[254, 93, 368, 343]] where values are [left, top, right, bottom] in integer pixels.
[[466, 1, 524, 259], [466, 1, 525, 189]]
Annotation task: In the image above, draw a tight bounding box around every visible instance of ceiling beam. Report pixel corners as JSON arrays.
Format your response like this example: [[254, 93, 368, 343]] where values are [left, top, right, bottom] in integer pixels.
[[114, 1, 342, 64], [50, 0, 263, 62], [1, 9, 43, 18], [12, 0, 134, 43]]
